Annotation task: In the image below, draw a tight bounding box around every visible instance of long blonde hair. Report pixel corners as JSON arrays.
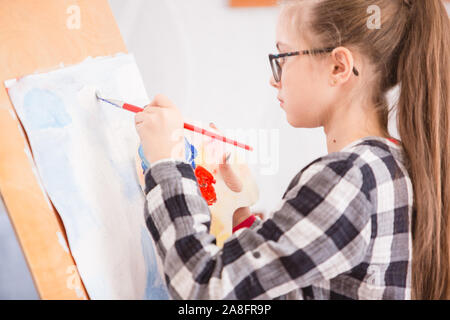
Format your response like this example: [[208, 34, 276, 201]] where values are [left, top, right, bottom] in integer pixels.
[[281, 0, 450, 299]]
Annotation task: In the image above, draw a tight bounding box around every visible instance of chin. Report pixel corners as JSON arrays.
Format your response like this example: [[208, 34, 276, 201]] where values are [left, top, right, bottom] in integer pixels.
[[286, 115, 318, 128]]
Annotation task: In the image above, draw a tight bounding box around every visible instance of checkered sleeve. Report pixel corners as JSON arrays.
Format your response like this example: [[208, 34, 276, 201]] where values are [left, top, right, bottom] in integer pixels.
[[144, 156, 372, 300]]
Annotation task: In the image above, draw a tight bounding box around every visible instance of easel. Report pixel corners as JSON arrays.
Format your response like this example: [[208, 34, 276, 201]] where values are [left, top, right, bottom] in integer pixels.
[[0, 0, 127, 299]]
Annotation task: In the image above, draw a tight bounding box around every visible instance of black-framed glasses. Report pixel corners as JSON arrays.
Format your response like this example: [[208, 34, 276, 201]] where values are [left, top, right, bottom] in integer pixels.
[[269, 47, 359, 83]]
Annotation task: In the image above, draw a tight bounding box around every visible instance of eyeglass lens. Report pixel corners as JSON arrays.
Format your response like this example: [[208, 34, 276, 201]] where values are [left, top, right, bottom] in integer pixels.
[[270, 58, 281, 82]]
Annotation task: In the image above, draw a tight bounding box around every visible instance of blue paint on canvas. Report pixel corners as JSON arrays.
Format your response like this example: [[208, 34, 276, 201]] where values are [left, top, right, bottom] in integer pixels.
[[23, 88, 72, 130], [141, 226, 169, 300]]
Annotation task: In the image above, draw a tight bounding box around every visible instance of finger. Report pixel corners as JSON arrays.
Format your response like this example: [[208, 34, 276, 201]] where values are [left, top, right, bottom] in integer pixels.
[[232, 207, 252, 227], [135, 112, 154, 125], [219, 153, 243, 193], [206, 122, 224, 146], [148, 94, 176, 109], [135, 119, 152, 135], [209, 122, 223, 135], [135, 112, 148, 125], [141, 105, 159, 113], [135, 113, 144, 125], [233, 207, 251, 216], [135, 122, 145, 136]]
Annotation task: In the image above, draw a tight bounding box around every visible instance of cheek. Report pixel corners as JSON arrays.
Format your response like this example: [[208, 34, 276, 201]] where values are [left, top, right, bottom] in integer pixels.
[[281, 67, 330, 127]]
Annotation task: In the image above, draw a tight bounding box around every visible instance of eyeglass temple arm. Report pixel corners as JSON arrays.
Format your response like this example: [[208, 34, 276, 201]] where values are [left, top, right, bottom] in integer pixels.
[[269, 51, 359, 76], [302, 48, 360, 76]]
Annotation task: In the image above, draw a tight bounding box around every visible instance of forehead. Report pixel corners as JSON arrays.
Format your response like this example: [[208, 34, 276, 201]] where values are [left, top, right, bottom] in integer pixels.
[[275, 4, 312, 49]]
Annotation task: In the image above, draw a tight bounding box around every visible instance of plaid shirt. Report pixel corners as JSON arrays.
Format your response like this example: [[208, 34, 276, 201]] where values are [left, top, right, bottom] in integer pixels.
[[144, 136, 413, 300]]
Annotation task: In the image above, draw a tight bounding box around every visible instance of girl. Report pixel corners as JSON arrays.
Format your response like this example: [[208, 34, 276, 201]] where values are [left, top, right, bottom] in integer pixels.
[[135, 0, 450, 300]]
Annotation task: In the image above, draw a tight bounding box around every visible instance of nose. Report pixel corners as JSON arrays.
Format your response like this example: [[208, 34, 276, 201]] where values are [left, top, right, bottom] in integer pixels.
[[269, 75, 280, 89]]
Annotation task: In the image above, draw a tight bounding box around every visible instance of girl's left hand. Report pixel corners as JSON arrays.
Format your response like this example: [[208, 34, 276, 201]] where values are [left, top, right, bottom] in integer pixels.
[[135, 94, 185, 164]]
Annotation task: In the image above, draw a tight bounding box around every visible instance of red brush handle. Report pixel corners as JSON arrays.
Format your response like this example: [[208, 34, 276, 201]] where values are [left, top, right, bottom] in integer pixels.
[[123, 103, 144, 113], [123, 103, 253, 152], [183, 123, 253, 152]]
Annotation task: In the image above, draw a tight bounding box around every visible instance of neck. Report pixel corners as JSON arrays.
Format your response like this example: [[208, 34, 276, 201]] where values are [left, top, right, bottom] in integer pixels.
[[323, 100, 388, 154]]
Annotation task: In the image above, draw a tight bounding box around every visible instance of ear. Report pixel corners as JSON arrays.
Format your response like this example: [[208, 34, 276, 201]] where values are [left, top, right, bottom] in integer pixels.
[[329, 47, 355, 85]]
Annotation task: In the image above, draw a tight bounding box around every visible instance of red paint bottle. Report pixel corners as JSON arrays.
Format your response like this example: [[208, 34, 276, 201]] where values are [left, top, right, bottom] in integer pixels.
[[194, 165, 217, 206]]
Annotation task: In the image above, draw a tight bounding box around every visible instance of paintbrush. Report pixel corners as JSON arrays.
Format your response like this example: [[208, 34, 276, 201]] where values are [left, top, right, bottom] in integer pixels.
[[95, 91, 253, 152]]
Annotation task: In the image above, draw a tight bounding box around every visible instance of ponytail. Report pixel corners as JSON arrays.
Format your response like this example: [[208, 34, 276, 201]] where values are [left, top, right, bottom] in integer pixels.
[[397, 0, 450, 299]]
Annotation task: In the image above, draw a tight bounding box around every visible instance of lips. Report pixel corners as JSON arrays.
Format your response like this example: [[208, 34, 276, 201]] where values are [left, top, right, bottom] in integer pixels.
[[277, 97, 284, 107]]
